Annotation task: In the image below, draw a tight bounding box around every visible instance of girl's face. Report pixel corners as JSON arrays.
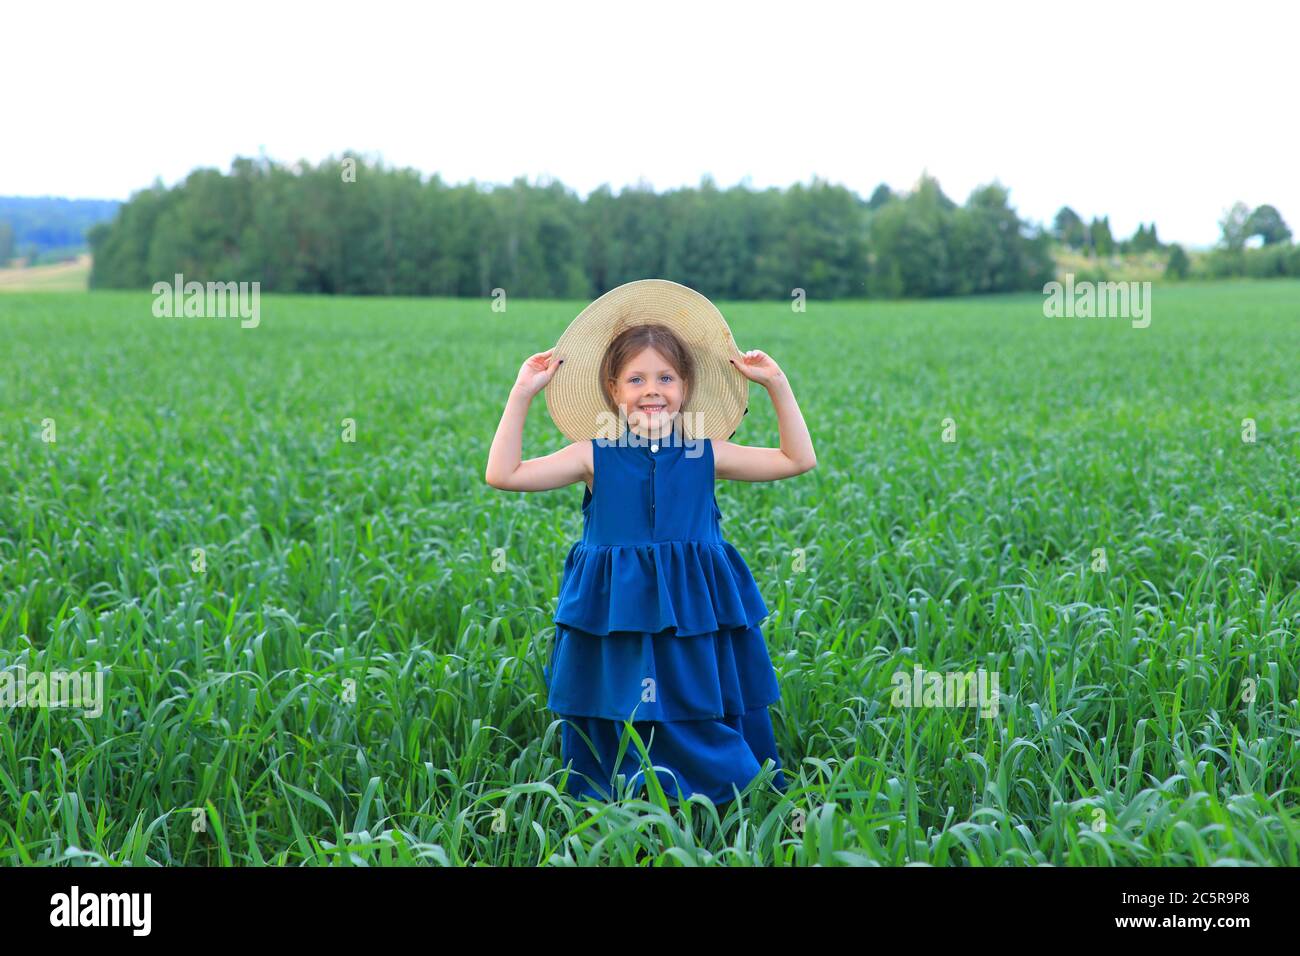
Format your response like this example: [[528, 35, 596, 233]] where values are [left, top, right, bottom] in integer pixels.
[[608, 346, 686, 438]]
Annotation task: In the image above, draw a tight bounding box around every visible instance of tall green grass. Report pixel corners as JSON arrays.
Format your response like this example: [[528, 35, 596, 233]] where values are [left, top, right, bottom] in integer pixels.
[[1, 280, 1297, 865]]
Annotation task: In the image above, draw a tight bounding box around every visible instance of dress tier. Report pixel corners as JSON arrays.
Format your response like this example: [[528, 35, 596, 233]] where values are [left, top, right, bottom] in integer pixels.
[[543, 430, 788, 805]]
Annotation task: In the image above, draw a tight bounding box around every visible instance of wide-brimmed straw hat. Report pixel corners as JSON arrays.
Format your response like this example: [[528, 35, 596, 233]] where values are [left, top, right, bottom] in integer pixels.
[[544, 278, 750, 442]]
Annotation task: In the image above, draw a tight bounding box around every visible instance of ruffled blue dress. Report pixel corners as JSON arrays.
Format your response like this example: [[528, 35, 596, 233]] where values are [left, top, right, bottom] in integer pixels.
[[543, 428, 788, 805]]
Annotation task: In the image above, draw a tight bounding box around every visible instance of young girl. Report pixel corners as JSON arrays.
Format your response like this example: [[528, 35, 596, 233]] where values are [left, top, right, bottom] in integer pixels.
[[485, 310, 815, 808]]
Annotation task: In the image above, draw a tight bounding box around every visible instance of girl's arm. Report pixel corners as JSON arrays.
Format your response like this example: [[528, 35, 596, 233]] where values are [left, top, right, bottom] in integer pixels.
[[485, 348, 593, 492], [713, 349, 817, 482]]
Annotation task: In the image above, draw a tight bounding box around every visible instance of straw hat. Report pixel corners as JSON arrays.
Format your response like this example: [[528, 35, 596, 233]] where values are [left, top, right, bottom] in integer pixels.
[[544, 279, 750, 442]]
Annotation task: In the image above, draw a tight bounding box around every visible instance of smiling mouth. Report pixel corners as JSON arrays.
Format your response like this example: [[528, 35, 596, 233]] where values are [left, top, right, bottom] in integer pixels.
[[638, 404, 667, 412]]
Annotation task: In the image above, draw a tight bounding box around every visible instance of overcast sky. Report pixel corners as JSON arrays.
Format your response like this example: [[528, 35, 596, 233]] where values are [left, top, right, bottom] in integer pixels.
[[9, 0, 1297, 247]]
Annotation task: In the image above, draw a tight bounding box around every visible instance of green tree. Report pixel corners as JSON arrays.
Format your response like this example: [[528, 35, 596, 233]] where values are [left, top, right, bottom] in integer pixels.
[[1218, 201, 1251, 251], [1165, 244, 1190, 279], [1243, 204, 1291, 245], [1053, 206, 1087, 248], [1125, 222, 1162, 253], [866, 183, 895, 211], [952, 183, 1051, 294], [869, 174, 957, 297], [1088, 216, 1114, 256], [765, 176, 869, 299]]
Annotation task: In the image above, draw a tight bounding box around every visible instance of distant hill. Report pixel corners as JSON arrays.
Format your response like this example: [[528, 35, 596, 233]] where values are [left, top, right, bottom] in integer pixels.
[[0, 195, 120, 265]]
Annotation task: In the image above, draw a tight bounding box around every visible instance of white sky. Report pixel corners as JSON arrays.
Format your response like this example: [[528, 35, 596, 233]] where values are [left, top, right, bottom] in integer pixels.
[[7, 0, 1297, 247]]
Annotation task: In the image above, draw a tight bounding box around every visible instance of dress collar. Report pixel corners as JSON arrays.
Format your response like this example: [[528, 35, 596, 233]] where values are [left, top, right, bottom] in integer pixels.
[[596, 421, 688, 455]]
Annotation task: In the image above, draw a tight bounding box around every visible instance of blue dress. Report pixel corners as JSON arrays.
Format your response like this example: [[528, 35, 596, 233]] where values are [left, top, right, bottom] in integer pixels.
[[542, 429, 789, 805]]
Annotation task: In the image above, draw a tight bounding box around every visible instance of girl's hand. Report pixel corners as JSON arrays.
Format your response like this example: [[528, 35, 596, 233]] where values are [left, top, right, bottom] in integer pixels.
[[513, 347, 563, 397], [729, 349, 785, 387]]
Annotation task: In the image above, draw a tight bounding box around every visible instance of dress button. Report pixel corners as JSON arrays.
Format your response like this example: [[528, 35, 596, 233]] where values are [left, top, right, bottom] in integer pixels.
[[651, 444, 658, 453]]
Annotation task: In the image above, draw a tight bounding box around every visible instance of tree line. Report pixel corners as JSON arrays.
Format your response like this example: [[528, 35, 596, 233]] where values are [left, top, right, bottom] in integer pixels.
[[1052, 200, 1297, 280], [1192, 201, 1300, 280], [86, 154, 1298, 297], [88, 155, 1056, 299]]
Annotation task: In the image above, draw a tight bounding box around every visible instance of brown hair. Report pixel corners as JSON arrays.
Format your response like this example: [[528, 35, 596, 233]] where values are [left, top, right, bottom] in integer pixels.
[[599, 323, 695, 415]]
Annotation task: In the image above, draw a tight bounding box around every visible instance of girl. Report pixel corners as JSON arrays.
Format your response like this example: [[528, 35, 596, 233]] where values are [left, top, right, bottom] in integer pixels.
[[485, 300, 815, 809]]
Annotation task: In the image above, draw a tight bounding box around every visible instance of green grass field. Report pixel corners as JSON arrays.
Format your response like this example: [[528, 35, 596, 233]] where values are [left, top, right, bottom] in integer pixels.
[[1, 280, 1297, 865]]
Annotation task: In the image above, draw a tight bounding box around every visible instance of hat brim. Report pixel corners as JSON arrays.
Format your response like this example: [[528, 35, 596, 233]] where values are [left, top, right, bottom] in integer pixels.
[[544, 279, 749, 442]]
